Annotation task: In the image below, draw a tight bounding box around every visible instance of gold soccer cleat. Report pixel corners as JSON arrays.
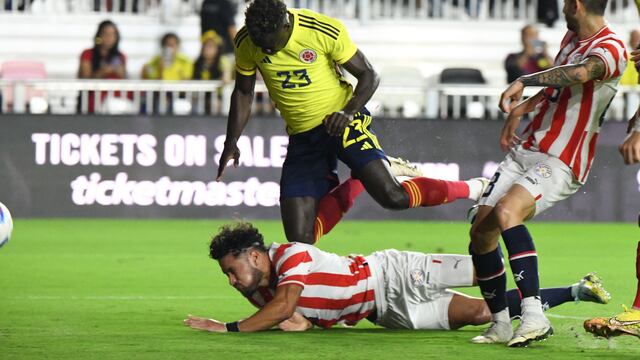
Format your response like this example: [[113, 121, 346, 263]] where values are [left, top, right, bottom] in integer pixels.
[[584, 305, 640, 339], [574, 272, 611, 304]]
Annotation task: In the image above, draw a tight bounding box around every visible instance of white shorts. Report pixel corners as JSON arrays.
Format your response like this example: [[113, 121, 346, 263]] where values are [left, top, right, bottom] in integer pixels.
[[366, 250, 474, 330], [478, 146, 581, 216]]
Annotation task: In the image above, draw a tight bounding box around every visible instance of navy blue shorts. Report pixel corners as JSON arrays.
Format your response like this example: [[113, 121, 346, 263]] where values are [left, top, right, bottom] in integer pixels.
[[280, 109, 387, 199]]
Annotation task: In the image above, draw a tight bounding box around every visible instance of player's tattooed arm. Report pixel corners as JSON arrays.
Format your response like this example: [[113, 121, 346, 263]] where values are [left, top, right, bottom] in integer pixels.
[[518, 56, 607, 87]]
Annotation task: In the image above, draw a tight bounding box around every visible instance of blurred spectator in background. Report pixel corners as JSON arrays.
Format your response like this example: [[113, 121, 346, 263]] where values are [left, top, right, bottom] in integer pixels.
[[620, 29, 640, 86], [142, 32, 193, 81], [200, 0, 237, 55], [79, 20, 126, 80], [193, 30, 231, 82], [193, 30, 232, 114], [78, 20, 127, 113], [504, 24, 553, 83]]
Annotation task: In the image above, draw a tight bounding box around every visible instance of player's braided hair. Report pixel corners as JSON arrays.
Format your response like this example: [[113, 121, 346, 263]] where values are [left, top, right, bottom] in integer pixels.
[[209, 222, 268, 260], [245, 0, 288, 46]]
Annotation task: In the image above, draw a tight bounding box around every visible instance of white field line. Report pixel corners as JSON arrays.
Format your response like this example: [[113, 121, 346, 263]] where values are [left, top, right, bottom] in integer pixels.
[[545, 314, 586, 320]]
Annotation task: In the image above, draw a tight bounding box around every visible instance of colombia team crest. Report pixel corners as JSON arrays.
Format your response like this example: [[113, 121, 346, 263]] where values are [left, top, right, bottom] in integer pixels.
[[299, 49, 317, 63]]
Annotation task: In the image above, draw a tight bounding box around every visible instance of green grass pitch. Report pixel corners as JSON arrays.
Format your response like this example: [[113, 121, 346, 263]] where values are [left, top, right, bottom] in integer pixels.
[[1, 219, 639, 359]]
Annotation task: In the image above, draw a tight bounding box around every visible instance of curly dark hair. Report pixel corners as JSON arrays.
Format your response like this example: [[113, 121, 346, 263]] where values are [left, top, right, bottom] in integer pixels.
[[209, 222, 268, 260], [245, 0, 288, 46]]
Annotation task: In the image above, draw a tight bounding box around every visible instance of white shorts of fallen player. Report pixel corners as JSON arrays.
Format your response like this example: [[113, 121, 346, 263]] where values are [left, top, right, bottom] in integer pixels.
[[366, 250, 474, 330], [478, 145, 582, 216]]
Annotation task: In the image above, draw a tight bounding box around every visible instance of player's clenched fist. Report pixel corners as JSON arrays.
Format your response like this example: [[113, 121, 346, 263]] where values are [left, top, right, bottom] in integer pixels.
[[499, 112, 522, 153], [323, 111, 354, 136], [216, 142, 240, 181], [619, 131, 640, 165], [278, 312, 313, 331], [499, 79, 525, 113]]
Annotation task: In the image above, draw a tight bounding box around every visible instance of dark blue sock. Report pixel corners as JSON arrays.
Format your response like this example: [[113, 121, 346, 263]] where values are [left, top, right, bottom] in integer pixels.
[[470, 244, 508, 314], [540, 287, 573, 309], [502, 224, 540, 299], [506, 287, 573, 317]]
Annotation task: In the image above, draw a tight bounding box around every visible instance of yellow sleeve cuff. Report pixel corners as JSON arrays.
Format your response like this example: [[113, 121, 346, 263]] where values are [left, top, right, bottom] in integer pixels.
[[236, 64, 257, 76], [335, 45, 358, 65]]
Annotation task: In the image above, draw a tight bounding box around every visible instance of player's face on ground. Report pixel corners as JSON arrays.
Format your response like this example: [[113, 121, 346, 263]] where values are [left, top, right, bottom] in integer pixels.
[[218, 251, 264, 297], [563, 0, 579, 32]]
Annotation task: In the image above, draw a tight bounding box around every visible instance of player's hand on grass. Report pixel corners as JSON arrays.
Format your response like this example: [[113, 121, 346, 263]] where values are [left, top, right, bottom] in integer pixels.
[[619, 130, 640, 165], [323, 111, 354, 136], [500, 112, 522, 152], [499, 79, 525, 113], [278, 312, 313, 332], [183, 315, 227, 332], [216, 143, 240, 181]]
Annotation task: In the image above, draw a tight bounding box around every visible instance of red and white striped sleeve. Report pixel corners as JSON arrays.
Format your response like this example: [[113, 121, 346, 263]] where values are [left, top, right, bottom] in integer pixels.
[[588, 38, 627, 80], [272, 243, 313, 288]]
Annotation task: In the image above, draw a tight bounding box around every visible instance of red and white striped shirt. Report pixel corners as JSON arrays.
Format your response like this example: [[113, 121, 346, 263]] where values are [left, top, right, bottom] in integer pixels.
[[245, 242, 378, 328], [522, 25, 627, 183]]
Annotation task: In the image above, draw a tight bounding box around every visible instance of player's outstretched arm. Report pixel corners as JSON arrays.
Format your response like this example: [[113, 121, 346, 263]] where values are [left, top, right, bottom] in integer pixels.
[[235, 284, 303, 332], [216, 72, 257, 181], [323, 50, 379, 136], [184, 284, 303, 333], [499, 56, 606, 113]]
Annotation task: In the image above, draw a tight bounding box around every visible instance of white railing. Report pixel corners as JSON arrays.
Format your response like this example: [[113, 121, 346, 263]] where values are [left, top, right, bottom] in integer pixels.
[[1, 79, 638, 121], [1, 0, 638, 23], [0, 79, 270, 116]]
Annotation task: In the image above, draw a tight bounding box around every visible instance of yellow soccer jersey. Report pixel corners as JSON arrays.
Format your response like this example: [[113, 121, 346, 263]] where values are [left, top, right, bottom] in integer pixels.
[[234, 9, 358, 135]]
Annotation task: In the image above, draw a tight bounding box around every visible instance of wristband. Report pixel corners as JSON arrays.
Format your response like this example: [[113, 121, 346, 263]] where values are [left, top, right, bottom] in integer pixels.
[[225, 321, 240, 332]]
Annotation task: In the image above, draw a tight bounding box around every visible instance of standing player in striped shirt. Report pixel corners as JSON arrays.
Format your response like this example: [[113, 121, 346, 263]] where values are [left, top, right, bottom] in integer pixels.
[[215, 0, 488, 245], [469, 0, 627, 347], [183, 222, 610, 333], [584, 45, 640, 339]]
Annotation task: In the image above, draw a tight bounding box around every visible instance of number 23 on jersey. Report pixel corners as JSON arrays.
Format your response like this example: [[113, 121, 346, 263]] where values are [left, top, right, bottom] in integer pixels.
[[277, 69, 312, 89]]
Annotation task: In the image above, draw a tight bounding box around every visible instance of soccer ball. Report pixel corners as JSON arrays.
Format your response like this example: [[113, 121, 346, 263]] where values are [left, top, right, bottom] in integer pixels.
[[0, 202, 13, 249]]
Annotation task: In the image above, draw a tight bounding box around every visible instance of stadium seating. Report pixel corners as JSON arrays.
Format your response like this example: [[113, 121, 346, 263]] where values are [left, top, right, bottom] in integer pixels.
[[0, 60, 47, 112]]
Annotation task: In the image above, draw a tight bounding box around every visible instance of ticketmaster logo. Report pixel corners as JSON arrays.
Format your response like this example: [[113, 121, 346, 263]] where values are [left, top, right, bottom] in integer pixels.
[[70, 173, 280, 207]]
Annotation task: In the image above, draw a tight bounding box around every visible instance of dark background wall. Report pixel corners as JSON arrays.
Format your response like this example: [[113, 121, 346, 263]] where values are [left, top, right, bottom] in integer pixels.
[[0, 115, 638, 222]]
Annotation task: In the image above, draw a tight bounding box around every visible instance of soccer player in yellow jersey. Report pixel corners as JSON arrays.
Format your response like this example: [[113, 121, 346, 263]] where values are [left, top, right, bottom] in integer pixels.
[[216, 0, 488, 244]]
